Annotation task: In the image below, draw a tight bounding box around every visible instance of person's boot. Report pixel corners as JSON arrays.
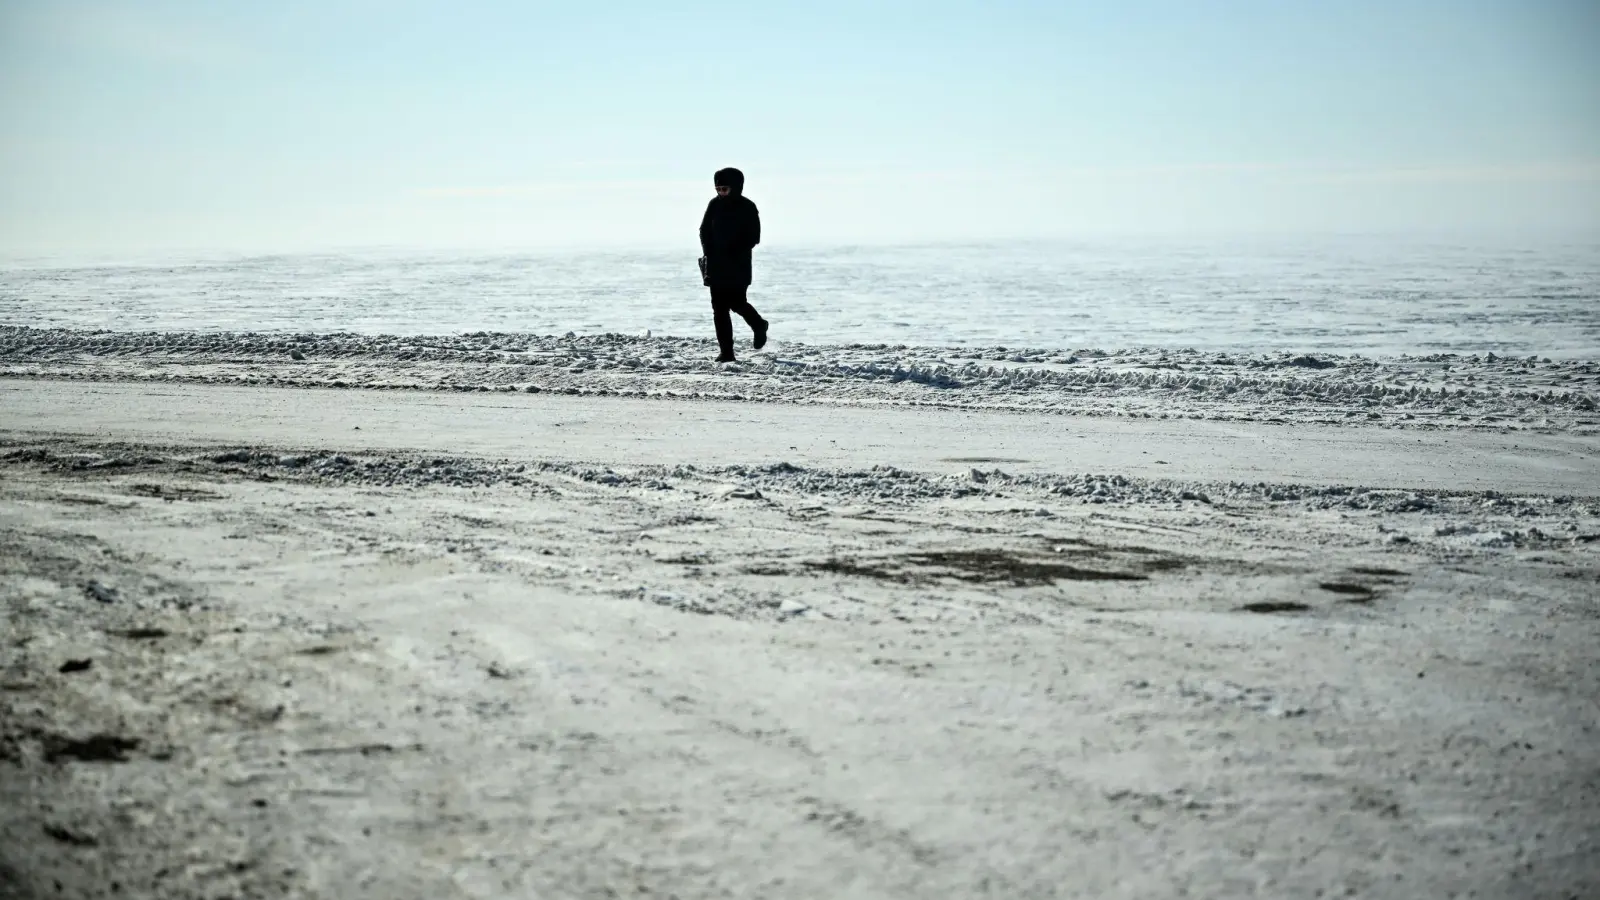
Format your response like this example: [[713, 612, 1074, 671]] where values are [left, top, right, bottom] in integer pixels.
[[716, 352, 736, 363], [752, 319, 769, 350]]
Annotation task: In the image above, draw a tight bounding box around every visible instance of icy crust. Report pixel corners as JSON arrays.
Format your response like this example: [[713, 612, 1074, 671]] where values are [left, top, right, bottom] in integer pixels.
[[3, 327, 1598, 431], [5, 444, 1597, 554]]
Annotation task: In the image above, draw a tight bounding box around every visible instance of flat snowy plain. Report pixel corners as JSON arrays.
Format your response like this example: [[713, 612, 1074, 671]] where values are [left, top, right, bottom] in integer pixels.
[[2, 328, 1597, 899]]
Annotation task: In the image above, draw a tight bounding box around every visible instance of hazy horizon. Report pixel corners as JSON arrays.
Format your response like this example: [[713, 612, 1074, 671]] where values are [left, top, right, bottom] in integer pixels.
[[3, 1, 1598, 255]]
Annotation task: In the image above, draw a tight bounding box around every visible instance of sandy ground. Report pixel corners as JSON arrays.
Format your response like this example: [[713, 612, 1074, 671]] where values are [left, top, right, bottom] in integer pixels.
[[3, 347, 1600, 898]]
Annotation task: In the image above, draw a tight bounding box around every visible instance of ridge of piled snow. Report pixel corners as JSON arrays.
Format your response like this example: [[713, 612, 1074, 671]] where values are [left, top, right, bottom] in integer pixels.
[[3, 327, 1597, 432], [7, 443, 1596, 546]]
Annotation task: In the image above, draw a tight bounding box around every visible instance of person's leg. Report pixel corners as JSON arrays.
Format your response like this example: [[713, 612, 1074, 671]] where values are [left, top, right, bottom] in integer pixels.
[[708, 287, 736, 360], [724, 285, 768, 349]]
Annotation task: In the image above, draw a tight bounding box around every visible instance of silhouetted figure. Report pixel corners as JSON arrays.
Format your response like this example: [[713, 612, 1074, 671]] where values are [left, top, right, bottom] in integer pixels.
[[699, 167, 767, 362]]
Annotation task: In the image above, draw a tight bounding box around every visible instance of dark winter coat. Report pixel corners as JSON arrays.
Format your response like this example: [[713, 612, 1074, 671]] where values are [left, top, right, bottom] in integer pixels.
[[699, 194, 761, 287]]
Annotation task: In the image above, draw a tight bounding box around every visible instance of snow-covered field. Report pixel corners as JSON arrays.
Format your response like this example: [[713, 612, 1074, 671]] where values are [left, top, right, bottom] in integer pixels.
[[5, 238, 1598, 356], [2, 328, 1598, 897], [4, 327, 1599, 432]]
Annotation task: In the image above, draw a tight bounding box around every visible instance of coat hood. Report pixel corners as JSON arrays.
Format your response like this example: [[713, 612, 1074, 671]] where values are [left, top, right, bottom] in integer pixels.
[[714, 167, 745, 195]]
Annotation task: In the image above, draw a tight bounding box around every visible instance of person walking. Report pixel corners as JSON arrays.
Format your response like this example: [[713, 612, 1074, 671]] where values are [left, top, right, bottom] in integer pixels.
[[698, 167, 768, 362]]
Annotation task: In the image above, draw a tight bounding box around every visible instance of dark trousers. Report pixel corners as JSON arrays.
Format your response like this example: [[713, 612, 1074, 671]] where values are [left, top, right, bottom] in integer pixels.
[[709, 285, 763, 357]]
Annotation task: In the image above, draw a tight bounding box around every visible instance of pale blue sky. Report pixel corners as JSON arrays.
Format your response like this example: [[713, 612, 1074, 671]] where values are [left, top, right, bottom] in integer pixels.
[[2, 0, 1596, 253]]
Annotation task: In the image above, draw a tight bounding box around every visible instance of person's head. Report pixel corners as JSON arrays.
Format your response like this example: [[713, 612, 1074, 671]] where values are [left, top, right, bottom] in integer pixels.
[[714, 167, 745, 197]]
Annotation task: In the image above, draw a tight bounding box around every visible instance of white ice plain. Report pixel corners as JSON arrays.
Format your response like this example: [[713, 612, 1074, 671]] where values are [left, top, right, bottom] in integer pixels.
[[0, 329, 1597, 899]]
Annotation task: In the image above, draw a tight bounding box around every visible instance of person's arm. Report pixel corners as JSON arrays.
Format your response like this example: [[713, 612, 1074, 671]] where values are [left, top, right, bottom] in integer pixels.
[[747, 200, 761, 249], [699, 201, 715, 256]]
